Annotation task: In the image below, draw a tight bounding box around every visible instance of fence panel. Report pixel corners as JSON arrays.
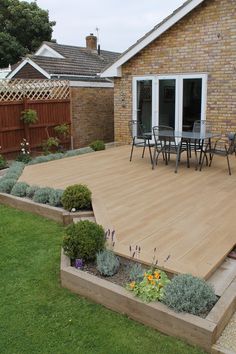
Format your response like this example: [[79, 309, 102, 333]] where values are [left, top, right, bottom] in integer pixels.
[[0, 79, 71, 155]]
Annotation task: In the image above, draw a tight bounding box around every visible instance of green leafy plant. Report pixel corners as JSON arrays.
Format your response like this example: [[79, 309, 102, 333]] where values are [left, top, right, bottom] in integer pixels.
[[33, 187, 54, 204], [10, 182, 30, 197], [0, 154, 7, 170], [128, 263, 145, 282], [163, 274, 217, 315], [42, 137, 60, 155], [26, 185, 40, 199], [126, 268, 170, 303], [21, 109, 38, 125], [61, 184, 92, 211], [96, 250, 120, 276], [48, 189, 64, 207], [63, 220, 105, 261], [89, 140, 105, 151], [54, 124, 70, 139]]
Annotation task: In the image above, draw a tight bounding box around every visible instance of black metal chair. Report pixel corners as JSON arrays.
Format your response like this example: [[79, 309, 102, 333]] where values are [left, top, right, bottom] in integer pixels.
[[189, 120, 213, 166], [200, 133, 236, 175], [152, 125, 188, 172], [128, 120, 153, 163]]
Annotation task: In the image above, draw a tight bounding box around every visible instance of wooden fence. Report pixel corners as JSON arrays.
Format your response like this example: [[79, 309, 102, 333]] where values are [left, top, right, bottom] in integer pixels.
[[0, 79, 71, 155]]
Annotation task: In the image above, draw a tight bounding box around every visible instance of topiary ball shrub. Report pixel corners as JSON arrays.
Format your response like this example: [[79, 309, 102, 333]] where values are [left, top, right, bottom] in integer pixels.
[[63, 220, 105, 261], [0, 178, 16, 193], [163, 274, 217, 315], [11, 182, 30, 197], [61, 184, 92, 211], [89, 140, 105, 151], [26, 185, 40, 199], [33, 187, 54, 204], [96, 250, 120, 276], [48, 189, 64, 207]]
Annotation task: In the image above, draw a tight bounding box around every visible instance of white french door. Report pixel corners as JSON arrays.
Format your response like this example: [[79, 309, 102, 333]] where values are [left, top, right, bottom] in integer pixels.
[[133, 74, 207, 135]]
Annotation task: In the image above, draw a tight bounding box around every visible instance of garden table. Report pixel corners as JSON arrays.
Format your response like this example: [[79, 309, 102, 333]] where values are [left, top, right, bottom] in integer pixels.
[[146, 130, 218, 173]]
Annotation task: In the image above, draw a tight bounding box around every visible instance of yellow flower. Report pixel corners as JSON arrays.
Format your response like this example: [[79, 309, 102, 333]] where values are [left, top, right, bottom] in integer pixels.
[[130, 281, 136, 289], [154, 271, 160, 279], [147, 275, 153, 281], [151, 281, 155, 286]]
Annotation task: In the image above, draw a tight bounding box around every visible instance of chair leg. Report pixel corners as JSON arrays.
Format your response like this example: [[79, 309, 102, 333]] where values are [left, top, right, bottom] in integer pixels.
[[209, 153, 214, 167], [152, 147, 157, 170], [142, 140, 146, 158], [148, 140, 153, 165], [226, 154, 231, 175], [130, 139, 135, 162], [199, 152, 206, 171]]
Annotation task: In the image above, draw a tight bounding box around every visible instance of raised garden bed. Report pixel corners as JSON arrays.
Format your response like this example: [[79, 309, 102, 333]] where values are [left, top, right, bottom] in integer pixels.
[[61, 250, 236, 353], [0, 192, 94, 225]]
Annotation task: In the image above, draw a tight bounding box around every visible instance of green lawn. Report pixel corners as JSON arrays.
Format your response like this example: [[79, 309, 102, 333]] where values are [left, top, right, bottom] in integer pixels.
[[0, 205, 206, 354]]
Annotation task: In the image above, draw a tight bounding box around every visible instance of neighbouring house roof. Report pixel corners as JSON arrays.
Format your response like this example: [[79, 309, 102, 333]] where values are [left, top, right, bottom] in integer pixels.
[[101, 0, 205, 77], [8, 41, 120, 82]]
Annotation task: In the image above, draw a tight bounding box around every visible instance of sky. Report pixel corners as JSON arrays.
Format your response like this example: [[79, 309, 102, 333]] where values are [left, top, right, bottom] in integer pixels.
[[29, 0, 185, 53]]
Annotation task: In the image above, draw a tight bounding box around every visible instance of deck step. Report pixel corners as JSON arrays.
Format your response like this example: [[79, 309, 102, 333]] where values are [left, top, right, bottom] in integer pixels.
[[207, 258, 236, 297]]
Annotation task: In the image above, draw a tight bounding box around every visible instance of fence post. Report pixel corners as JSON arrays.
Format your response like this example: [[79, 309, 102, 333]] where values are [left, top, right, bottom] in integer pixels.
[[23, 98, 30, 147]]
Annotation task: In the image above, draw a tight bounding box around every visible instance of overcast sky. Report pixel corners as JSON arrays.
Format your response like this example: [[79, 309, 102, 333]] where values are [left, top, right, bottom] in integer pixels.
[[30, 0, 185, 53]]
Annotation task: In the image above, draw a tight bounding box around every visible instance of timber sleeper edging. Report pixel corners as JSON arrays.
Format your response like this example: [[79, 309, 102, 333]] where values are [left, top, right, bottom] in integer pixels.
[[60, 250, 236, 353], [0, 192, 94, 224]]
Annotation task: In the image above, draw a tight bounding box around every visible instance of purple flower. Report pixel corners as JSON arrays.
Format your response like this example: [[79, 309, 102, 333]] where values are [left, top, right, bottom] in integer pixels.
[[75, 258, 83, 269]]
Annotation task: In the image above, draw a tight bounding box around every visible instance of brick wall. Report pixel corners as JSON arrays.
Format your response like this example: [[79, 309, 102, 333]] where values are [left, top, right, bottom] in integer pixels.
[[71, 86, 114, 148], [114, 0, 236, 143]]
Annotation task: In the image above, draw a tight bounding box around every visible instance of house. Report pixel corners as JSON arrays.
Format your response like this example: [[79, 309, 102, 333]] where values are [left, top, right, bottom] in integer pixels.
[[8, 35, 120, 148], [101, 0, 236, 144], [0, 65, 11, 79]]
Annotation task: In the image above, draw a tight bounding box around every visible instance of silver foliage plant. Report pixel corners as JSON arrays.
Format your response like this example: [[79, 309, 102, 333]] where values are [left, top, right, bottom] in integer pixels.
[[11, 182, 30, 197], [96, 250, 120, 277], [163, 274, 217, 315]]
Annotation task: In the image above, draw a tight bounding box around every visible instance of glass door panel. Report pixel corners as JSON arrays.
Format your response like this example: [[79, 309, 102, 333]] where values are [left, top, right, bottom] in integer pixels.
[[182, 78, 202, 131], [158, 79, 176, 129], [136, 80, 152, 134]]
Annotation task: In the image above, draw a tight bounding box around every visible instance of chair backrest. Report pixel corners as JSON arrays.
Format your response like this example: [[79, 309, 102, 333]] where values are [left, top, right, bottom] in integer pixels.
[[128, 120, 145, 138], [193, 120, 212, 134], [153, 125, 175, 146]]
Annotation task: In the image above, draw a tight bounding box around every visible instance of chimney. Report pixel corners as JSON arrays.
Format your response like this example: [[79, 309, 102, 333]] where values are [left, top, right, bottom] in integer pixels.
[[86, 33, 97, 50]]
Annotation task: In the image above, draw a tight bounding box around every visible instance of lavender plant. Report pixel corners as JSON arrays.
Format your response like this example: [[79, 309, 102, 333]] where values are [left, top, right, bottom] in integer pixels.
[[163, 274, 217, 315], [96, 250, 120, 276]]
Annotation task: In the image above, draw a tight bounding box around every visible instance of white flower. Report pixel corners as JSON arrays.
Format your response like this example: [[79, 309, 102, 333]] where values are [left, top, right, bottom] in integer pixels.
[[26, 142, 29, 146], [71, 208, 76, 212]]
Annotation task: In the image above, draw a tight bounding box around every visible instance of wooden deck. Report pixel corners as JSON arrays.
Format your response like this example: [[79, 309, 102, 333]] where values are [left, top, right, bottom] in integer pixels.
[[19, 146, 236, 279]]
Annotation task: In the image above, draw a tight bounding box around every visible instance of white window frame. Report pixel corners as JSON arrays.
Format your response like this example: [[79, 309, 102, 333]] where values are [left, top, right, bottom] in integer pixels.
[[132, 73, 208, 133]]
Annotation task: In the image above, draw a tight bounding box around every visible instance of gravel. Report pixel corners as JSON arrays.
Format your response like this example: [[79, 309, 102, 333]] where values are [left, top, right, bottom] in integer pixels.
[[216, 311, 236, 352]]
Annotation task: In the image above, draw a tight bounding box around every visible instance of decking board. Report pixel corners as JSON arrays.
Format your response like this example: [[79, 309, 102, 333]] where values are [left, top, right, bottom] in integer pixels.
[[19, 146, 236, 278]]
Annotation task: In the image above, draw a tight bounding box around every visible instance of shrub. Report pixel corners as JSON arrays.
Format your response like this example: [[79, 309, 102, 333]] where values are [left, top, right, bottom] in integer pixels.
[[5, 162, 24, 177], [54, 124, 70, 138], [163, 274, 217, 315], [96, 250, 120, 276], [126, 268, 170, 303], [0, 178, 17, 193], [61, 184, 92, 211], [89, 140, 105, 151], [26, 185, 40, 199], [48, 189, 64, 207], [63, 220, 105, 261], [16, 153, 32, 164], [128, 263, 145, 282], [0, 154, 7, 170], [42, 137, 60, 155], [33, 187, 54, 204], [21, 109, 38, 124], [11, 182, 30, 197]]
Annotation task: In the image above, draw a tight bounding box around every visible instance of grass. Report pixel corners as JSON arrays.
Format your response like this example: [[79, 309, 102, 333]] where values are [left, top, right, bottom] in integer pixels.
[[0, 204, 206, 354]]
